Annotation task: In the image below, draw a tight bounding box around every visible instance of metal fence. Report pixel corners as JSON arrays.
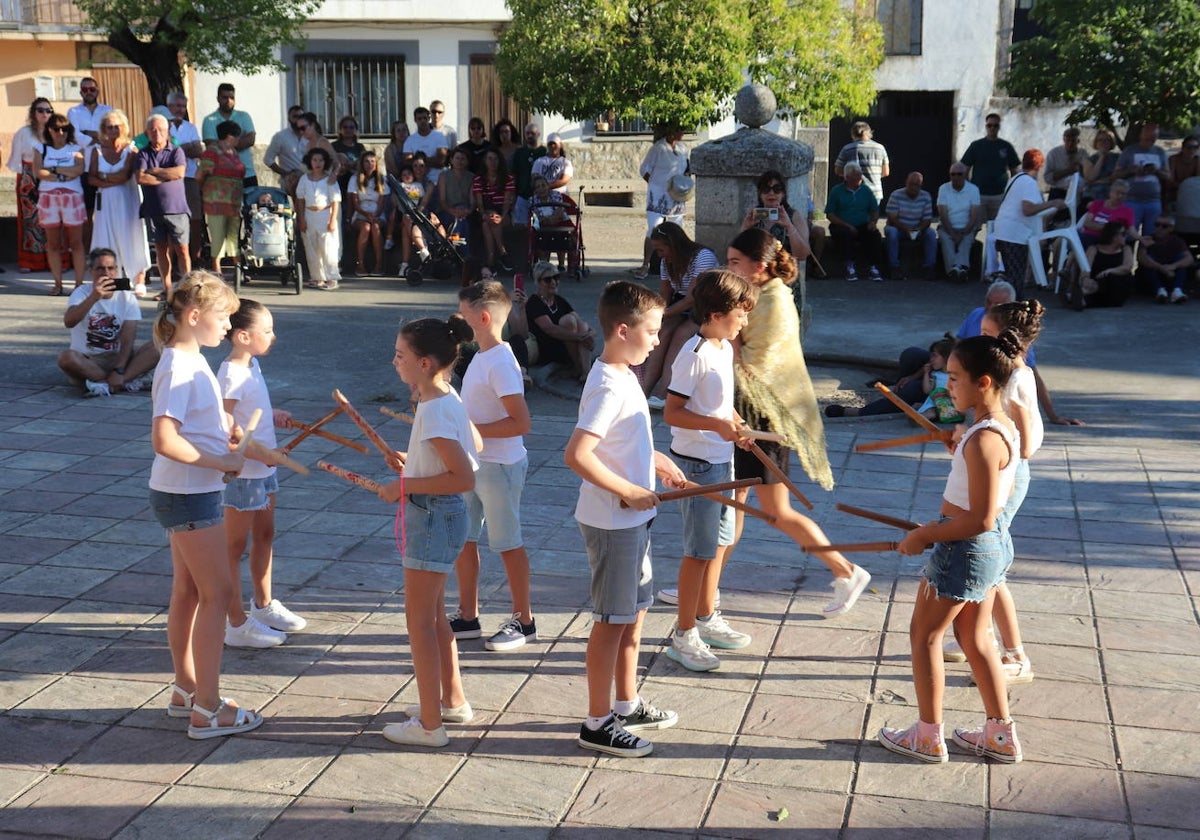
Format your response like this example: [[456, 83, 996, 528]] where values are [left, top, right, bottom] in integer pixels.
[[0, 0, 88, 29], [295, 54, 405, 138]]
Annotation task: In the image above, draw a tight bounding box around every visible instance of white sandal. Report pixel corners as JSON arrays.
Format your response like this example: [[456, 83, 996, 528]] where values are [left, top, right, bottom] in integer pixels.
[[187, 699, 264, 740], [166, 683, 194, 718]]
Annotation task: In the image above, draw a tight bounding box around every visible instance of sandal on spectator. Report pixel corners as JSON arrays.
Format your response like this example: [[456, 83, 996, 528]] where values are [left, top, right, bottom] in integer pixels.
[[187, 699, 264, 740], [166, 684, 194, 718]]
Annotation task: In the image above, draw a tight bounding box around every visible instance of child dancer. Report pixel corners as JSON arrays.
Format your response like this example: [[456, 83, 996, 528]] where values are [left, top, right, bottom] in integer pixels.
[[219, 299, 306, 649], [878, 332, 1025, 764], [450, 281, 537, 651], [662, 270, 758, 672], [150, 270, 263, 740], [565, 281, 686, 757], [378, 316, 478, 748]]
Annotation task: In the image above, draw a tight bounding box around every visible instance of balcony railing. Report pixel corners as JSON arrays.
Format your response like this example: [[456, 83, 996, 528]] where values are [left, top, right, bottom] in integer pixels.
[[0, 0, 89, 31]]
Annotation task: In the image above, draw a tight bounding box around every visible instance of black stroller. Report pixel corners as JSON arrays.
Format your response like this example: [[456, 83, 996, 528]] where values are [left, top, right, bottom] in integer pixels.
[[386, 175, 467, 286]]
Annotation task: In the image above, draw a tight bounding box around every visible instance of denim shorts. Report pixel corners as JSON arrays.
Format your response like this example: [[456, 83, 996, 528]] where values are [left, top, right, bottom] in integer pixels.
[[222, 472, 279, 512], [580, 521, 653, 624], [149, 489, 224, 533], [402, 493, 468, 574], [1000, 458, 1030, 526], [465, 458, 527, 552], [923, 517, 1014, 602], [674, 454, 734, 560]]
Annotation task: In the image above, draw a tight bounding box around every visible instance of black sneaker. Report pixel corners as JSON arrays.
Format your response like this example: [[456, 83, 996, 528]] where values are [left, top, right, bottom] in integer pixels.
[[484, 613, 537, 651], [577, 715, 653, 757], [447, 610, 482, 640], [615, 700, 678, 732]]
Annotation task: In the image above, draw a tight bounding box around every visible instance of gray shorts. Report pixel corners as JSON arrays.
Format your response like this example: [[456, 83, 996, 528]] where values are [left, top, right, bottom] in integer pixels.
[[675, 455, 735, 560], [147, 213, 190, 245], [579, 521, 653, 624]]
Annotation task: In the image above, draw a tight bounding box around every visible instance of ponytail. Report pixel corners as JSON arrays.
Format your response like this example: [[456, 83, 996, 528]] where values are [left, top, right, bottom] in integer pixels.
[[400, 314, 474, 370], [153, 270, 239, 349], [728, 227, 798, 286]]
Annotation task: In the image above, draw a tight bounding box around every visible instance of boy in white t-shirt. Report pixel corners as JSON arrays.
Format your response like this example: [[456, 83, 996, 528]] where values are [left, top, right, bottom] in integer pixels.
[[662, 270, 759, 672], [452, 281, 537, 651], [564, 281, 686, 758]]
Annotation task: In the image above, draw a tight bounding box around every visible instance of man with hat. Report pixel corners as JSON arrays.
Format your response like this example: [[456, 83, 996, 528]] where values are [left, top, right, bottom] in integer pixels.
[[634, 125, 690, 279]]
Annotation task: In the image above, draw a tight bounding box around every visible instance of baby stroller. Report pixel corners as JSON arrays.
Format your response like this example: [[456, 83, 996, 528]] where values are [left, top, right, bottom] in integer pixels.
[[236, 186, 302, 294], [527, 186, 587, 281], [386, 175, 467, 286]]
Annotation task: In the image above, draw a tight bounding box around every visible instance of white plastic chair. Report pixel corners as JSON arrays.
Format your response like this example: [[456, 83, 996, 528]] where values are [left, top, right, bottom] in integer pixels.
[[1027, 173, 1089, 291]]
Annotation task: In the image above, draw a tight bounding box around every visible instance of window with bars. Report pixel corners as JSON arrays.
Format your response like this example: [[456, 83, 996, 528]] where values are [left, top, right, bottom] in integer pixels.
[[877, 0, 923, 56], [295, 54, 405, 138]]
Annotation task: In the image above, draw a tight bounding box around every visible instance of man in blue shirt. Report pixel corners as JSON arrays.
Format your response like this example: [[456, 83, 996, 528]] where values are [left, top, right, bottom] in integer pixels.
[[202, 83, 258, 187], [825, 162, 883, 282]]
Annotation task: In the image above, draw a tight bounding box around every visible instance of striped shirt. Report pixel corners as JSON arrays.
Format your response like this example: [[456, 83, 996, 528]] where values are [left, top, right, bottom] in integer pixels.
[[885, 188, 933, 228]]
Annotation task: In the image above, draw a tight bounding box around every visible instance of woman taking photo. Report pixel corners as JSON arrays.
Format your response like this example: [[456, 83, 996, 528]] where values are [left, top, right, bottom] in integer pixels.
[[7, 98, 55, 273], [88, 109, 152, 295], [741, 170, 811, 259], [473, 149, 516, 273], [32, 113, 87, 295], [196, 121, 246, 274]]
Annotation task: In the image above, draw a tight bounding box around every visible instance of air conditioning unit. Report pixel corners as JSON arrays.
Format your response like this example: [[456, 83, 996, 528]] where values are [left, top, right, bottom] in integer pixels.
[[59, 76, 85, 101]]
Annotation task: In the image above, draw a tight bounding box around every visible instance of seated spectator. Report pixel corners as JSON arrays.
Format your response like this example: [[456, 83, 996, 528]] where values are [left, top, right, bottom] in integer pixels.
[[1082, 129, 1120, 203], [525, 260, 594, 383], [1137, 215, 1192, 304], [1079, 178, 1135, 247], [396, 162, 437, 276], [1071, 221, 1134, 309], [1114, 122, 1169, 235], [826, 334, 954, 420], [530, 174, 579, 272], [383, 119, 410, 180], [347, 150, 390, 276], [57, 248, 159, 397], [531, 134, 572, 196], [437, 147, 475, 244], [936, 162, 982, 282], [473, 148, 516, 272], [740, 169, 810, 259], [455, 117, 494, 176], [492, 118, 521, 169], [403, 106, 449, 183], [884, 171, 937, 279], [1168, 136, 1200, 207], [825, 161, 883, 282]]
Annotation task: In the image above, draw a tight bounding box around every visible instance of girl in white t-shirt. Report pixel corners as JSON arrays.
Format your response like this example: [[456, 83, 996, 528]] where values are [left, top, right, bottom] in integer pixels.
[[348, 150, 391, 276], [219, 299, 304, 651], [149, 270, 264, 741], [378, 315, 479, 749]]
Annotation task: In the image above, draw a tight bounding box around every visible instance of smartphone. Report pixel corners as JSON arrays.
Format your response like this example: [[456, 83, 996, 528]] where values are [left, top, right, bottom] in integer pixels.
[[111, 277, 132, 292], [753, 207, 779, 222], [514, 273, 525, 293]]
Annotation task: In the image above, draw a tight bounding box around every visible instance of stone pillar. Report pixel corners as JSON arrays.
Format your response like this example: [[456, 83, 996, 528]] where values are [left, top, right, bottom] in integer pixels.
[[690, 84, 816, 332]]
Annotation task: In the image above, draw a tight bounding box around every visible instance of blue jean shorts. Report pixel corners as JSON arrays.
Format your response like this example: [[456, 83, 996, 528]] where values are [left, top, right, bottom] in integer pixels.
[[402, 493, 468, 574], [579, 521, 653, 624], [1000, 458, 1030, 526], [923, 518, 1014, 602], [222, 472, 279, 512], [149, 489, 224, 533], [465, 458, 527, 552], [675, 454, 734, 560]]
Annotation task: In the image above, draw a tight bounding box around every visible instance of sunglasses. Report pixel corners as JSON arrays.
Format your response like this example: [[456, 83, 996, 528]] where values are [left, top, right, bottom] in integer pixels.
[[295, 124, 310, 131], [49, 126, 67, 132], [102, 124, 120, 130], [341, 123, 357, 130], [80, 87, 98, 93], [986, 123, 1000, 128], [36, 108, 53, 114], [431, 110, 445, 115], [763, 184, 784, 193]]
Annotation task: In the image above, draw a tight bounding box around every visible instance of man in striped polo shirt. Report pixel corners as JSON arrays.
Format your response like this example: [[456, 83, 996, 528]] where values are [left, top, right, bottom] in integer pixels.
[[884, 171, 936, 280]]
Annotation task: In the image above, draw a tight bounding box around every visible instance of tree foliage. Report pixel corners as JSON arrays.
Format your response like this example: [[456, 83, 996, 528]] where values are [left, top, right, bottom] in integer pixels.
[[496, 0, 882, 130], [77, 0, 321, 105], [1004, 0, 1200, 143]]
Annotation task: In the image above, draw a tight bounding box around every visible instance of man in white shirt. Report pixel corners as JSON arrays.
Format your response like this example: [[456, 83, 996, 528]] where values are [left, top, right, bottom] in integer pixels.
[[403, 106, 449, 184], [936, 163, 983, 282], [430, 100, 458, 150], [166, 92, 206, 263], [67, 77, 112, 234], [264, 105, 306, 196]]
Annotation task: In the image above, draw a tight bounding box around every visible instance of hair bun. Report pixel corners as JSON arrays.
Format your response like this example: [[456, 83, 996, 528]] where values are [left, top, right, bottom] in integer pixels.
[[995, 329, 1024, 359], [446, 313, 474, 344]]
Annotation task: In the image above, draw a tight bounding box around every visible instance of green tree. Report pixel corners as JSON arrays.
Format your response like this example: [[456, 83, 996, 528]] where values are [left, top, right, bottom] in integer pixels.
[[77, 0, 321, 106], [496, 0, 882, 131], [1004, 0, 1200, 144]]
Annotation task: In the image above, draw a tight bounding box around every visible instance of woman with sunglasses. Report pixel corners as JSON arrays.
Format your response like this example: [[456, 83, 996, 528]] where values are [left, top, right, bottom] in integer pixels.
[[455, 116, 494, 176], [32, 114, 86, 295], [87, 109, 152, 296], [740, 170, 811, 261], [7, 98, 55, 273]]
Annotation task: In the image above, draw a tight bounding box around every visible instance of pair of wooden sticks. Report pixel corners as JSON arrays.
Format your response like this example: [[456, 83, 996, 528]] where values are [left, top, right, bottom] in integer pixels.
[[223, 408, 310, 483], [803, 502, 921, 554], [316, 391, 411, 494], [851, 383, 953, 454]]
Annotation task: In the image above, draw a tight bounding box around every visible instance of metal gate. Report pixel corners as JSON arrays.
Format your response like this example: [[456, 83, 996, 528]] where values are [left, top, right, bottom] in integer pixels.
[[295, 55, 405, 138]]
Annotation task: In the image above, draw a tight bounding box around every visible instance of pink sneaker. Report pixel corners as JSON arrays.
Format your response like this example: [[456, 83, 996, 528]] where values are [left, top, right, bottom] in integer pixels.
[[877, 719, 948, 763], [952, 718, 1023, 763]]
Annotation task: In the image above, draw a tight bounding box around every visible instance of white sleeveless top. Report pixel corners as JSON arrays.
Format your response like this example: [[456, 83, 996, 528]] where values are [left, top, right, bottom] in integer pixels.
[[942, 418, 1020, 512]]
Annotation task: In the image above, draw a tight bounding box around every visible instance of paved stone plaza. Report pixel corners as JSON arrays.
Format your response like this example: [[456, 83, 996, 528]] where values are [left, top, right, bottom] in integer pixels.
[[1, 207, 1198, 838]]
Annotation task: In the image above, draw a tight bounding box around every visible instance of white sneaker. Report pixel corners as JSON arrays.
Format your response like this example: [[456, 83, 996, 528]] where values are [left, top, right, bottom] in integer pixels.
[[665, 626, 720, 672], [1156, 288, 1170, 303], [696, 611, 751, 650], [646, 395, 666, 411], [84, 380, 111, 398], [656, 588, 720, 608], [224, 616, 286, 648], [250, 599, 307, 632], [124, 374, 154, 393], [382, 717, 449, 748], [822, 565, 871, 618], [402, 701, 474, 723], [1171, 287, 1187, 304]]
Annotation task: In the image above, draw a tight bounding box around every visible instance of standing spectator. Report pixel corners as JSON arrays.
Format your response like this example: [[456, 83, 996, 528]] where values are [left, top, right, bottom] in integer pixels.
[[66, 76, 112, 242], [884, 171, 937, 280], [962, 113, 1021, 220], [994, 149, 1065, 292], [403, 106, 449, 183], [201, 83, 257, 187], [1044, 127, 1088, 207], [264, 105, 306, 196], [473, 148, 516, 272], [531, 133, 573, 197], [633, 124, 689, 280], [7, 98, 55, 273], [1114, 122, 1170, 235], [196, 121, 246, 273], [87, 109, 151, 296], [295, 114, 340, 182], [455, 117, 494, 175], [511, 122, 545, 229], [166, 92, 206, 266], [1138, 215, 1192, 304], [937, 162, 982, 282], [430, 99, 458, 149], [1082, 129, 1120, 203], [137, 114, 191, 300], [1167, 136, 1200, 208], [331, 115, 366, 237], [834, 121, 889, 203], [32, 113, 87, 295], [824, 161, 883, 282], [383, 119, 411, 180], [295, 148, 342, 290], [492, 118, 521, 169]]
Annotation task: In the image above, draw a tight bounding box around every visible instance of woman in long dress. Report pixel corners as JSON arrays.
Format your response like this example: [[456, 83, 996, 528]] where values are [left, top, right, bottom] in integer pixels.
[[87, 109, 151, 295], [7, 98, 55, 272]]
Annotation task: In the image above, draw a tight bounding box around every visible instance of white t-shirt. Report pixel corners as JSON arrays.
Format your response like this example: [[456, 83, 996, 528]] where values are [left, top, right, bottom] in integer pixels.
[[67, 102, 112, 151], [67, 284, 140, 355], [667, 335, 735, 464], [218, 357, 278, 480], [405, 388, 479, 479], [41, 143, 85, 194], [574, 360, 656, 530], [936, 181, 982, 230], [296, 176, 341, 209], [403, 130, 449, 182], [1003, 364, 1043, 457], [170, 119, 202, 179], [461, 343, 527, 465], [531, 155, 574, 195], [150, 347, 231, 494], [348, 178, 390, 215], [994, 173, 1044, 244]]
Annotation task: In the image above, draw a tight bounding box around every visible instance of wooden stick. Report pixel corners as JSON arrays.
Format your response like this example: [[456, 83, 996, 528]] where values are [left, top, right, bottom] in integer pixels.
[[749, 443, 814, 510], [224, 408, 263, 483], [683, 481, 776, 524], [873, 383, 943, 434], [288, 420, 370, 454], [332, 389, 395, 460], [835, 503, 920, 531], [741, 429, 786, 443], [803, 541, 899, 553], [380, 406, 415, 424], [316, 460, 384, 493], [246, 440, 311, 475], [280, 405, 344, 455], [855, 430, 950, 453], [619, 478, 762, 509]]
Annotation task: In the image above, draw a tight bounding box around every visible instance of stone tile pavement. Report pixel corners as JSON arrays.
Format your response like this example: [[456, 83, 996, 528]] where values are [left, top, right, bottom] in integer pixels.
[[1, 209, 1199, 837]]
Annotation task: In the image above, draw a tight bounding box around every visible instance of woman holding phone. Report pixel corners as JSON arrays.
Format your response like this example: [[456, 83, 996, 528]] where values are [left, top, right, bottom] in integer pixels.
[[740, 170, 810, 259]]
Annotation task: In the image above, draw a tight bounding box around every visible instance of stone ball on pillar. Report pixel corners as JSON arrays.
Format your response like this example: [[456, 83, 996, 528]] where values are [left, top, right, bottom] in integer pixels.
[[734, 84, 777, 129]]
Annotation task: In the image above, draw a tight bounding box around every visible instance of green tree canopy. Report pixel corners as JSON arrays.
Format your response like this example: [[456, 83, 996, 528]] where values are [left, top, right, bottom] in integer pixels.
[[1004, 0, 1200, 144], [496, 0, 882, 131], [78, 0, 321, 106]]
